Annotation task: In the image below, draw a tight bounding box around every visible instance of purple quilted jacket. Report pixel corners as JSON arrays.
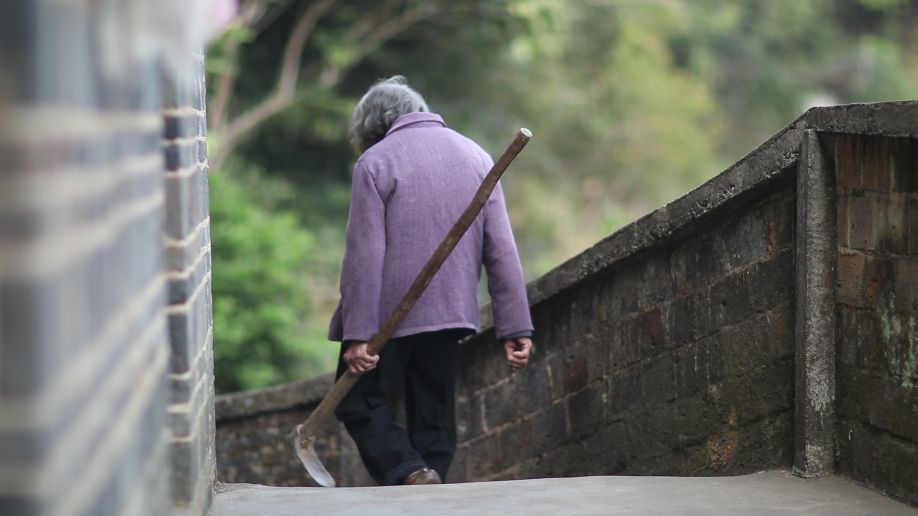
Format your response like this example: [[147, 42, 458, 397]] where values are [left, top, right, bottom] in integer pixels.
[[328, 112, 533, 342]]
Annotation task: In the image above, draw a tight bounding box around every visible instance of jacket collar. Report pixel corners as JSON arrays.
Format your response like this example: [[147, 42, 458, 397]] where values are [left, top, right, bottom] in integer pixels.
[[386, 112, 447, 136]]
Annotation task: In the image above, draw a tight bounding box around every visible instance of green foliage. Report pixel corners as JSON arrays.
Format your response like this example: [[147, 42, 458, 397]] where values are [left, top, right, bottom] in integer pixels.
[[210, 167, 336, 393], [207, 0, 918, 391]]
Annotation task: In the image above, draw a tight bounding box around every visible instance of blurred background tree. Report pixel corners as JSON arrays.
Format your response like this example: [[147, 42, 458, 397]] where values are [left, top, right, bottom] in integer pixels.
[[208, 0, 918, 393]]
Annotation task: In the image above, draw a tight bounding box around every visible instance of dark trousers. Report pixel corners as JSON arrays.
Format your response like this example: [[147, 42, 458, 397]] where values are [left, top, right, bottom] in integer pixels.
[[334, 329, 467, 485]]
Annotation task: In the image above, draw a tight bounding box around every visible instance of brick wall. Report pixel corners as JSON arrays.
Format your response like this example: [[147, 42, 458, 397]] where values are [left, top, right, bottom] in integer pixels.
[[216, 377, 373, 487], [831, 133, 918, 505], [452, 182, 797, 481], [163, 57, 216, 516], [0, 3, 215, 516]]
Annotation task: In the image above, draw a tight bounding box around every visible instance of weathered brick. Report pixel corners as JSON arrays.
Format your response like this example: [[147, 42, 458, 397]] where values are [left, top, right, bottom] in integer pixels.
[[865, 255, 894, 306], [608, 368, 641, 414], [640, 352, 676, 404], [163, 115, 194, 140], [717, 359, 794, 425], [709, 272, 753, 331], [720, 213, 767, 271], [449, 446, 469, 482], [163, 140, 198, 171], [883, 195, 909, 254], [634, 251, 675, 309], [837, 252, 866, 305], [761, 305, 794, 360], [164, 166, 208, 240], [482, 382, 519, 431], [834, 134, 861, 189], [861, 137, 894, 192], [520, 364, 551, 416], [581, 423, 627, 473], [170, 439, 200, 503], [167, 284, 209, 375], [568, 381, 606, 438], [717, 317, 767, 378], [562, 348, 590, 394], [635, 308, 666, 358], [843, 192, 908, 254], [672, 233, 725, 293], [670, 291, 711, 346], [747, 251, 795, 312], [837, 193, 850, 248], [673, 342, 707, 398], [167, 250, 210, 306], [890, 138, 917, 193], [531, 402, 569, 453], [497, 418, 535, 471], [544, 352, 565, 400], [464, 434, 501, 480], [894, 258, 918, 311], [837, 419, 918, 507], [762, 191, 795, 255], [910, 200, 918, 255], [846, 193, 876, 250], [837, 366, 918, 441]]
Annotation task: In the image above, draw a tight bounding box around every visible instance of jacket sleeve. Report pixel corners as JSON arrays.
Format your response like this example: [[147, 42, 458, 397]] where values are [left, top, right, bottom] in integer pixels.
[[338, 159, 386, 342], [483, 179, 533, 340]]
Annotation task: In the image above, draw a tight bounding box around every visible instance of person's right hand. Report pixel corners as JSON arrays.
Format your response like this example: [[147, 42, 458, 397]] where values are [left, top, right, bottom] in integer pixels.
[[503, 337, 534, 369], [343, 342, 379, 375]]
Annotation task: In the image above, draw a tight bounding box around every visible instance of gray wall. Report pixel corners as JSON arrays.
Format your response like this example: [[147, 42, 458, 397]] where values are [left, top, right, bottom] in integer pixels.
[[213, 102, 918, 508], [830, 133, 918, 505], [454, 182, 797, 480], [0, 3, 215, 515], [216, 377, 373, 487], [163, 56, 217, 516]]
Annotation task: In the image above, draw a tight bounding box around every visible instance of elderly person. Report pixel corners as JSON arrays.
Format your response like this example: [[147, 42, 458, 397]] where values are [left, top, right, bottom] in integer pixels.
[[329, 76, 534, 486]]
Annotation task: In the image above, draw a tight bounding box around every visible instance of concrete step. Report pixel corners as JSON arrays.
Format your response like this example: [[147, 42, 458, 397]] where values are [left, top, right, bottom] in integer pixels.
[[213, 470, 917, 516]]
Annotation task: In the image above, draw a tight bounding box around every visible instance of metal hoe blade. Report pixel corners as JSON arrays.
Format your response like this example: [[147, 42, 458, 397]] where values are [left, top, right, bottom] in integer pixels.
[[292, 424, 336, 487]]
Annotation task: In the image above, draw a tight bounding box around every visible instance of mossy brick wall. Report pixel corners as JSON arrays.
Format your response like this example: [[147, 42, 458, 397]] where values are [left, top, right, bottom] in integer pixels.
[[830, 133, 918, 505], [451, 182, 797, 481], [0, 3, 215, 516]]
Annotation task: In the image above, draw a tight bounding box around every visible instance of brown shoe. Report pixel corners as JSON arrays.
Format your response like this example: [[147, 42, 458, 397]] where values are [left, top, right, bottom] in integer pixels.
[[402, 467, 442, 485]]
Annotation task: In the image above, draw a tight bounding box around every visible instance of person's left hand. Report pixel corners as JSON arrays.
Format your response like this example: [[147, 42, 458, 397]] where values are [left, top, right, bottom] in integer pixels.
[[503, 337, 534, 369]]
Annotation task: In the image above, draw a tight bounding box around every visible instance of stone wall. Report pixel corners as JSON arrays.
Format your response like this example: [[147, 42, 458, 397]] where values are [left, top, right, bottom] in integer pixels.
[[216, 376, 373, 487], [163, 57, 217, 516], [0, 3, 215, 516], [214, 103, 917, 507], [831, 133, 918, 505], [453, 182, 797, 481]]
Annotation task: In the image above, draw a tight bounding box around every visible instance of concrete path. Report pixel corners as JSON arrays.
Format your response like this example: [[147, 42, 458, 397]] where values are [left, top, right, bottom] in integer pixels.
[[214, 470, 917, 516]]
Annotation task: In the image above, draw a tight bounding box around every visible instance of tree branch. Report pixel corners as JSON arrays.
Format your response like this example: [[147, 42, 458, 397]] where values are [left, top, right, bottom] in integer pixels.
[[318, 3, 438, 88], [212, 0, 438, 168], [279, 0, 339, 96], [211, 37, 239, 129], [210, 0, 274, 129], [212, 0, 338, 167]]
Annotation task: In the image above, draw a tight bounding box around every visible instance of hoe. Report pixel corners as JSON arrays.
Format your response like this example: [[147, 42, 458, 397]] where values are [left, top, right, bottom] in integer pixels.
[[291, 128, 532, 487]]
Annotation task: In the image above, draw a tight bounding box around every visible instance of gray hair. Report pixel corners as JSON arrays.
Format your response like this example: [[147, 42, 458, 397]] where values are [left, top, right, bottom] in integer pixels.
[[348, 76, 429, 154]]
